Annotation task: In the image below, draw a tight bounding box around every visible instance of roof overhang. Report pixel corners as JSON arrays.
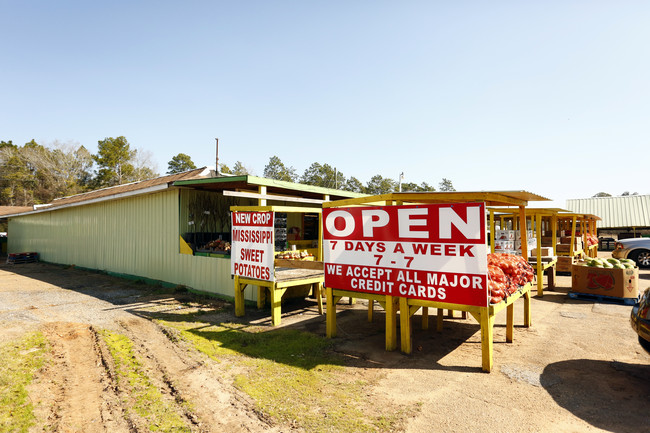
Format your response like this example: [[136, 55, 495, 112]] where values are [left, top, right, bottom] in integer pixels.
[[323, 191, 550, 209]]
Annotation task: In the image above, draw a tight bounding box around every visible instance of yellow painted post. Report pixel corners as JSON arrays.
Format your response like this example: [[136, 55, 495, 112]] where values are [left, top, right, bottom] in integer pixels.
[[399, 297, 411, 354], [422, 307, 429, 330], [570, 216, 577, 256], [315, 283, 323, 315], [258, 185, 267, 206], [317, 212, 323, 261], [506, 303, 514, 343], [519, 206, 528, 260], [436, 308, 444, 332], [489, 210, 495, 254], [524, 290, 531, 327], [536, 213, 544, 297], [385, 295, 397, 351], [480, 307, 495, 372], [368, 299, 374, 322], [234, 276, 245, 317], [269, 286, 284, 326], [551, 215, 558, 255], [326, 286, 337, 338]]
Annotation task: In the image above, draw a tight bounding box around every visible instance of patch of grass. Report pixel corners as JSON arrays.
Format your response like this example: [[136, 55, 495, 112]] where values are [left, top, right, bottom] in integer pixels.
[[161, 320, 409, 433], [99, 330, 191, 432], [0, 332, 47, 432]]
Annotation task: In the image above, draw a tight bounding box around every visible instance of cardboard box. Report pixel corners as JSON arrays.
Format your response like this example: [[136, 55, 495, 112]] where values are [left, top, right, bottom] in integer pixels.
[[494, 240, 515, 253], [495, 230, 515, 240], [571, 265, 639, 299], [541, 236, 554, 247], [556, 243, 583, 253], [560, 236, 583, 247], [557, 256, 575, 273], [527, 246, 553, 257]]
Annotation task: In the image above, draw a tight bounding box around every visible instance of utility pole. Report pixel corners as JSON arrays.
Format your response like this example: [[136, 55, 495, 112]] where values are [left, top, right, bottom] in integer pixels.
[[215, 138, 219, 176], [399, 172, 404, 192]]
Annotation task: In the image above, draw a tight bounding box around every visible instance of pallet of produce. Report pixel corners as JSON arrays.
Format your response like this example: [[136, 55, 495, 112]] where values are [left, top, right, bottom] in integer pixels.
[[571, 258, 639, 300]]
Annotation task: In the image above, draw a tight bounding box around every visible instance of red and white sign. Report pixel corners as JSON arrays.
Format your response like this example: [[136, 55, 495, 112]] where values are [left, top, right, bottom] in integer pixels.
[[323, 203, 488, 307], [231, 211, 275, 281]]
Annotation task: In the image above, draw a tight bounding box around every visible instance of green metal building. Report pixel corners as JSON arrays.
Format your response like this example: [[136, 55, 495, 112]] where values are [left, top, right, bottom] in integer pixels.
[[6, 168, 363, 300]]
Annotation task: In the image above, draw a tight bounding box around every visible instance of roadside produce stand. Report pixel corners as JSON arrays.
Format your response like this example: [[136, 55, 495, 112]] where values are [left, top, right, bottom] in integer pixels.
[[322, 191, 549, 372], [554, 212, 600, 272], [488, 207, 566, 297], [580, 214, 600, 258], [230, 205, 324, 326]]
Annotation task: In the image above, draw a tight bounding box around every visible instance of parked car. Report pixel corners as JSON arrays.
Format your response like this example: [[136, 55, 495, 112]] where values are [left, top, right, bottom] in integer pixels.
[[612, 237, 650, 268], [631, 288, 650, 355]]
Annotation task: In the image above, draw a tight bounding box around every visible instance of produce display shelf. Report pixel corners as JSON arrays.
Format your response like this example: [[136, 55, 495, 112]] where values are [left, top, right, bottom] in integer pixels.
[[399, 282, 532, 373], [231, 204, 325, 326], [235, 265, 324, 326]]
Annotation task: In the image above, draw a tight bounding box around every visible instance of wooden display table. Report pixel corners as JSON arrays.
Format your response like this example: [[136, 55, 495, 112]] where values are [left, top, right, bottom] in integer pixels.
[[399, 283, 532, 372], [234, 264, 324, 326]]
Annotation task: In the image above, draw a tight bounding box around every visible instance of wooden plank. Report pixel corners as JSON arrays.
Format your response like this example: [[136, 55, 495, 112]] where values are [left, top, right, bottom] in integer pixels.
[[274, 259, 324, 270]]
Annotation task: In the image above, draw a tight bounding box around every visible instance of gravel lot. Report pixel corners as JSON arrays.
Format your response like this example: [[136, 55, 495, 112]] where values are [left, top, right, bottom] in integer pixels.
[[1, 255, 650, 432]]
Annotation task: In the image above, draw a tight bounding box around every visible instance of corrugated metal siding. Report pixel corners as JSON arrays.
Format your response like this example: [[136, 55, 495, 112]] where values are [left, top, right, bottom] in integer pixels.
[[565, 195, 650, 228], [8, 189, 249, 300]]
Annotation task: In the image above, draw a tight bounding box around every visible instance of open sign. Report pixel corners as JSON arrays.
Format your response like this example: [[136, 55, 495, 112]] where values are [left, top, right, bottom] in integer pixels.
[[323, 203, 488, 307]]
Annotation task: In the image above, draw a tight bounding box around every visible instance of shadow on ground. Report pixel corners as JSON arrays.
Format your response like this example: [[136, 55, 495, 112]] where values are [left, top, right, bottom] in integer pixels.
[[541, 359, 650, 433]]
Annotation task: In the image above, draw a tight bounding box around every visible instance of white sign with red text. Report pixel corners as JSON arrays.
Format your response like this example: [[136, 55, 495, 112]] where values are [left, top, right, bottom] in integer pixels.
[[231, 211, 275, 282], [323, 203, 488, 307]]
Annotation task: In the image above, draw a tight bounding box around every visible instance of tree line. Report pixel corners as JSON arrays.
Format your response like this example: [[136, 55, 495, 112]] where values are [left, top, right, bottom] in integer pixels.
[[0, 137, 156, 206], [0, 137, 456, 207]]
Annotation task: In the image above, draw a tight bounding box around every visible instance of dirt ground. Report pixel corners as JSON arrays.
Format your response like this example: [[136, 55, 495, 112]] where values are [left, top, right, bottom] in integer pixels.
[[1, 253, 650, 433]]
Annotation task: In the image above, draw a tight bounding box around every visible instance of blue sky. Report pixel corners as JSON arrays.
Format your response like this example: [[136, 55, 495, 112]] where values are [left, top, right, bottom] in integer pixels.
[[2, 1, 649, 207]]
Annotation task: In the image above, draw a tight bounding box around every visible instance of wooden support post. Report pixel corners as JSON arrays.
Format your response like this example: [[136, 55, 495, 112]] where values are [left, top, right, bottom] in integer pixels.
[[436, 308, 444, 332], [385, 296, 398, 351], [269, 287, 286, 326], [314, 283, 323, 315], [422, 307, 429, 330], [399, 297, 411, 354], [506, 303, 514, 343], [234, 276, 245, 317], [546, 266, 556, 289], [368, 299, 374, 322], [480, 307, 495, 372], [461, 311, 468, 320], [524, 290, 531, 327], [257, 286, 266, 309], [326, 286, 337, 338]]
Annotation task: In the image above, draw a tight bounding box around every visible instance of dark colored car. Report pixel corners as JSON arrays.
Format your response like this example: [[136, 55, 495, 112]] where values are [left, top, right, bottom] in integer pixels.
[[631, 288, 650, 354], [612, 237, 650, 268]]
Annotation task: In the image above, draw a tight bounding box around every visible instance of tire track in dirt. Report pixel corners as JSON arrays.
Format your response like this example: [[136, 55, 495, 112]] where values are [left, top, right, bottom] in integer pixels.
[[32, 322, 131, 433], [113, 317, 289, 433]]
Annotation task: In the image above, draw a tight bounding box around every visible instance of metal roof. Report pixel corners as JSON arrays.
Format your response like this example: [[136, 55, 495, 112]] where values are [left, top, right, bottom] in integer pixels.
[[323, 190, 550, 208], [565, 195, 650, 228], [173, 175, 365, 201]]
